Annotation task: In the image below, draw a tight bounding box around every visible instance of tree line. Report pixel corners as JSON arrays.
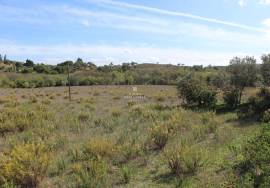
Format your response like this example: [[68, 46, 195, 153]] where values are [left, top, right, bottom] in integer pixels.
[[1, 54, 270, 90]]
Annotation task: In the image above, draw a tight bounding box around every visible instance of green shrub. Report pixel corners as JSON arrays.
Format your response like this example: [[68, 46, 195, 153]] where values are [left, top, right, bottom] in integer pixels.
[[111, 108, 121, 118], [68, 148, 83, 162], [166, 144, 205, 177], [155, 95, 166, 102], [82, 138, 117, 160], [0, 108, 34, 135], [78, 112, 90, 122], [223, 88, 241, 110], [236, 126, 270, 187], [262, 109, 270, 122], [149, 123, 169, 150], [177, 76, 217, 108], [120, 165, 133, 184], [0, 143, 50, 187], [118, 140, 142, 163], [29, 96, 38, 103], [79, 77, 97, 86], [71, 160, 108, 188], [15, 78, 30, 88], [127, 101, 136, 107], [238, 88, 270, 120], [113, 96, 121, 100], [130, 105, 144, 116], [69, 77, 80, 86]]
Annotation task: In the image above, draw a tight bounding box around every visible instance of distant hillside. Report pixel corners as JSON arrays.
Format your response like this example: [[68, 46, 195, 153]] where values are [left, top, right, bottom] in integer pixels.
[[0, 55, 265, 88]]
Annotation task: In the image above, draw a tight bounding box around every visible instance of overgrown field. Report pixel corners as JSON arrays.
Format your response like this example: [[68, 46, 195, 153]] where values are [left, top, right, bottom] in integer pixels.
[[0, 86, 261, 187]]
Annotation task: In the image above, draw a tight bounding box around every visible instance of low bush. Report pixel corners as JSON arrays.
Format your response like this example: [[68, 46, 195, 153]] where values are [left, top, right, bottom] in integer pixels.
[[71, 160, 108, 188], [111, 108, 121, 118], [82, 138, 117, 160], [0, 108, 34, 135], [149, 123, 169, 150], [0, 143, 50, 187], [78, 112, 90, 122], [177, 76, 217, 109], [166, 144, 205, 177], [118, 140, 142, 163], [129, 105, 144, 116], [155, 95, 166, 102]]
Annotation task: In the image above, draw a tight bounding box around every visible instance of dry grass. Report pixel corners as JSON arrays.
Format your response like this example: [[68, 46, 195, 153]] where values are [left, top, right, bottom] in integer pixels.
[[0, 85, 261, 187]]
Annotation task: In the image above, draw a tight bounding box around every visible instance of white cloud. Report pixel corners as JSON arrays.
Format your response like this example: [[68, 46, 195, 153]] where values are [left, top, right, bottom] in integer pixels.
[[262, 18, 270, 39], [259, 0, 270, 5], [81, 20, 90, 27], [238, 0, 247, 7], [0, 1, 269, 65], [262, 18, 270, 27], [3, 3, 267, 48], [0, 41, 261, 66], [57, 6, 270, 51]]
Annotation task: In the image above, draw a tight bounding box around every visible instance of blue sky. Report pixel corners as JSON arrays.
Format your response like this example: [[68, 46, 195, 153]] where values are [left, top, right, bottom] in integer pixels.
[[0, 0, 269, 65]]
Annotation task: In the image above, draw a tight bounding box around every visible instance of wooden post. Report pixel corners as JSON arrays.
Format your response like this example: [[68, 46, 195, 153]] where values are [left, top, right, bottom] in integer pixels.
[[67, 63, 71, 101]]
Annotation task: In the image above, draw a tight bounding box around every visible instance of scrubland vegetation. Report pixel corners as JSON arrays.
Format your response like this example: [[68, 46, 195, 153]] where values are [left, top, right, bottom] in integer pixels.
[[1, 54, 270, 187]]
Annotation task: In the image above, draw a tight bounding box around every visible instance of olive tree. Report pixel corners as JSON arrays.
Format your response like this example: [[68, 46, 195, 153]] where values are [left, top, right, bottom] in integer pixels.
[[225, 56, 257, 108], [261, 54, 270, 86]]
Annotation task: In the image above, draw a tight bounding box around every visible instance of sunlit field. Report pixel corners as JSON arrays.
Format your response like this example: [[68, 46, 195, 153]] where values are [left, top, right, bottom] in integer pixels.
[[0, 85, 260, 187]]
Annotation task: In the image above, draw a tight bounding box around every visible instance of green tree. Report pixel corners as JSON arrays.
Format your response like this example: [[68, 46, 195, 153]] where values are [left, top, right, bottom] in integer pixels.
[[226, 56, 257, 107], [261, 54, 270, 86], [73, 58, 86, 70], [0, 54, 2, 62], [24, 59, 34, 67], [121, 63, 131, 72], [112, 71, 125, 85], [33, 64, 50, 73], [87, 62, 97, 69], [55, 61, 73, 73], [15, 62, 23, 69]]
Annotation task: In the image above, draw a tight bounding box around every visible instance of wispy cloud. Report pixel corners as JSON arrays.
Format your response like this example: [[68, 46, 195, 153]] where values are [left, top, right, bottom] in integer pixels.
[[2, 2, 264, 48], [89, 0, 264, 32], [56, 5, 269, 50], [0, 0, 268, 65], [259, 0, 270, 5]]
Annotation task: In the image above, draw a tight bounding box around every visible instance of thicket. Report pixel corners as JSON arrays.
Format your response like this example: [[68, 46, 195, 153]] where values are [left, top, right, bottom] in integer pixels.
[[236, 125, 270, 187]]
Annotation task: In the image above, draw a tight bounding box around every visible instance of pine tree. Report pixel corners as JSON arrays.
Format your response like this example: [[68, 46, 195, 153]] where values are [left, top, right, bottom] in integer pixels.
[[0, 54, 2, 62]]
